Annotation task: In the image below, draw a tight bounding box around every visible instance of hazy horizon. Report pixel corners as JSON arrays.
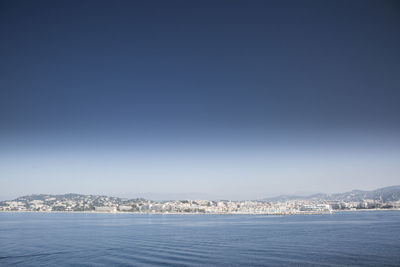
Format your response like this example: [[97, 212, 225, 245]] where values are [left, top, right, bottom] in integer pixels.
[[1, 1, 400, 201], [1, 183, 399, 202]]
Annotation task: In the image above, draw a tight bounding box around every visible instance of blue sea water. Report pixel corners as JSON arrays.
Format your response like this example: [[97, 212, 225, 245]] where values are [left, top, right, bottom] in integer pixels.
[[0, 211, 399, 266]]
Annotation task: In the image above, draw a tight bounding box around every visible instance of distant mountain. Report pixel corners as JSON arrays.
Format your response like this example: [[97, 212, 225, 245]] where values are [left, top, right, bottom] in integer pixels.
[[262, 185, 400, 202]]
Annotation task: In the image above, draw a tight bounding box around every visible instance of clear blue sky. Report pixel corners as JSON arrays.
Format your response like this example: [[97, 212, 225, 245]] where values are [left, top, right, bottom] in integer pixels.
[[1, 0, 399, 200]]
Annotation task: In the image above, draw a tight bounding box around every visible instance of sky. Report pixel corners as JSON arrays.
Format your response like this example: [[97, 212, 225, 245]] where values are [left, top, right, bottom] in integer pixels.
[[0, 0, 399, 200]]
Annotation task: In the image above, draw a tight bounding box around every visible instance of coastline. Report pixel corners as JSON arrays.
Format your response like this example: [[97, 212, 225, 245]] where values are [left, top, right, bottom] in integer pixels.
[[1, 208, 399, 216]]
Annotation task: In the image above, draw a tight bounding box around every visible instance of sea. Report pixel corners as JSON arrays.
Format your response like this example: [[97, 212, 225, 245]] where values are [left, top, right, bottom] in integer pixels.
[[0, 211, 399, 266]]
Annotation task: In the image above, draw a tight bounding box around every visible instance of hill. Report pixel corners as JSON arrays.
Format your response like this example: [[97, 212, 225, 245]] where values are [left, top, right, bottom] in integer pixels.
[[263, 185, 400, 202]]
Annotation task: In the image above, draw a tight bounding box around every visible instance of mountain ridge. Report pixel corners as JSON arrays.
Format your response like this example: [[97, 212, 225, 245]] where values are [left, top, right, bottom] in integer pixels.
[[263, 185, 400, 202], [5, 185, 400, 203]]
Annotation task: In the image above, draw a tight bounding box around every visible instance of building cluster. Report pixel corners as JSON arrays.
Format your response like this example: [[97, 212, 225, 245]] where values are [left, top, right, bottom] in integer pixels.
[[1, 194, 399, 214]]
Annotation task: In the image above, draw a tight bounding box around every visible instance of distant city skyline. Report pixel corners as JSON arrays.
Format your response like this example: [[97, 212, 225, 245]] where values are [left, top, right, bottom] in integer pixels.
[[1, 1, 399, 200], [2, 185, 399, 214]]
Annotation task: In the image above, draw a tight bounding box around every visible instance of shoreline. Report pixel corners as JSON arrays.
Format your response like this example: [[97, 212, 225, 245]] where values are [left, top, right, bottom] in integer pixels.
[[1, 208, 399, 216]]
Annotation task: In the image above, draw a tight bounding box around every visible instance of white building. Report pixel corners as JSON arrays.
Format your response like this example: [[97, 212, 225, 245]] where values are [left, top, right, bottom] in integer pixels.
[[95, 206, 117, 212]]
